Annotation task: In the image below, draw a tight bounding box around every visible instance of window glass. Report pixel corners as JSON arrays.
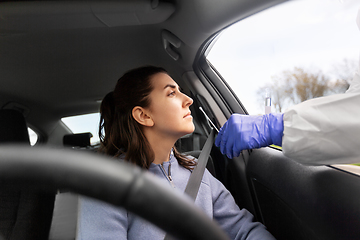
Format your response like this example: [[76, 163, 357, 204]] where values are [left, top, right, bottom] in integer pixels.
[[61, 113, 100, 145], [207, 0, 359, 115], [28, 128, 38, 146]]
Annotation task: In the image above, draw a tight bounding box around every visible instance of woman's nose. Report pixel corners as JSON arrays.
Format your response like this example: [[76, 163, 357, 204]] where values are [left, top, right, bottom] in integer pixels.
[[183, 93, 193, 107]]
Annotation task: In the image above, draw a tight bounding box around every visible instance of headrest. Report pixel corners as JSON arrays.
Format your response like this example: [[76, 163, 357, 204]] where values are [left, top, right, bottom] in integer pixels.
[[0, 109, 30, 144], [63, 132, 93, 148]]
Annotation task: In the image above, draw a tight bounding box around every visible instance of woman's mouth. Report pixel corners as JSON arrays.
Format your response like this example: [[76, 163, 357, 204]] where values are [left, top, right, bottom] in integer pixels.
[[184, 112, 192, 118]]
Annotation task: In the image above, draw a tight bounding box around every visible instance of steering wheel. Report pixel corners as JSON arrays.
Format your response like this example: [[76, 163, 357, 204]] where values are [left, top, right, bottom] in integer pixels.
[[0, 146, 229, 240]]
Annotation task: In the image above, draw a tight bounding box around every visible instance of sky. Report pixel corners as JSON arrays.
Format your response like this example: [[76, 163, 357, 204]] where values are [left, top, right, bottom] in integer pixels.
[[62, 113, 100, 144], [207, 0, 360, 115], [61, 0, 360, 144]]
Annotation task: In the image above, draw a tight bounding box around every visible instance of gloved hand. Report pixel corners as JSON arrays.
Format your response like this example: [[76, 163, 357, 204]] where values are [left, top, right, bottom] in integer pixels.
[[215, 113, 284, 159]]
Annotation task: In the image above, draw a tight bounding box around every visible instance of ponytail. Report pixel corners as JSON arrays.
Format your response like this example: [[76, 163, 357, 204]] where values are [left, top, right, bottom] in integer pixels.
[[99, 91, 115, 147]]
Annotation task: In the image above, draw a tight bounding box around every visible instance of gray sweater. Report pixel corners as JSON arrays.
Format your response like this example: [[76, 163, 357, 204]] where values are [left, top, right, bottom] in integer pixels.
[[77, 154, 275, 240]]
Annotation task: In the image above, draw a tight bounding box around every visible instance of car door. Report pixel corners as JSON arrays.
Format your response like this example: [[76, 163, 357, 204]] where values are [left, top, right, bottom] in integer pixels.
[[188, 1, 360, 239], [245, 146, 360, 240]]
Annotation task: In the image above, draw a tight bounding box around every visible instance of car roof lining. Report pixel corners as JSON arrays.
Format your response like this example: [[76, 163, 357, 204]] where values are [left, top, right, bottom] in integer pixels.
[[0, 1, 175, 32]]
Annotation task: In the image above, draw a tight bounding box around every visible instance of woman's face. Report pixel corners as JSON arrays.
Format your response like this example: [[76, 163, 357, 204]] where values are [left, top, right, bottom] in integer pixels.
[[146, 72, 195, 139]]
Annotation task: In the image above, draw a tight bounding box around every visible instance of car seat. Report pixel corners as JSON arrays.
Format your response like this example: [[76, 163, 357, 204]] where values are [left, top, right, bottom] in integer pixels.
[[47, 132, 95, 240], [0, 109, 55, 240]]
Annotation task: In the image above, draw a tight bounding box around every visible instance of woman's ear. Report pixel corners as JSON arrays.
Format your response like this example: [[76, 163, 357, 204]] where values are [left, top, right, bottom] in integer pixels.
[[132, 106, 154, 127]]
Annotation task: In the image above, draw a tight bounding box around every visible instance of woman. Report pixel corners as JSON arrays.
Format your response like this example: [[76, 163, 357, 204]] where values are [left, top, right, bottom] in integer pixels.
[[77, 66, 275, 239]]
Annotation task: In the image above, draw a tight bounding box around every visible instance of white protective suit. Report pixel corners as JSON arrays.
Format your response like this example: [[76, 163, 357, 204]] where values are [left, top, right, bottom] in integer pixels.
[[282, 9, 360, 165]]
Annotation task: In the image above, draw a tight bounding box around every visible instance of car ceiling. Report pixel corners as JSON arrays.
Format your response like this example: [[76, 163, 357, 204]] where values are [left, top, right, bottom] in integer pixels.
[[0, 0, 284, 136]]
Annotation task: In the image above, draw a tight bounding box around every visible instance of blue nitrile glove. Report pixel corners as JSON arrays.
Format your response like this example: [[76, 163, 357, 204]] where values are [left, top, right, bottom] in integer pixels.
[[215, 113, 284, 159]]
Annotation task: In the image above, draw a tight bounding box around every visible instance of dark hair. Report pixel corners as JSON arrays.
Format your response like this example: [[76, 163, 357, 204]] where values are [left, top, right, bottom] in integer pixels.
[[98, 66, 196, 170]]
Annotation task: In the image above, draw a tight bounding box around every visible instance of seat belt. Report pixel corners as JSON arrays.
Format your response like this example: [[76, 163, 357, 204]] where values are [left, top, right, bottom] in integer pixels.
[[163, 129, 215, 240], [184, 128, 215, 201]]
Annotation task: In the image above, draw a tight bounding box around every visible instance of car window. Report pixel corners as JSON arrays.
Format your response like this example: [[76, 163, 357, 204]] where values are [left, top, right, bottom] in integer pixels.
[[28, 127, 38, 146], [207, 0, 359, 115], [61, 113, 100, 145]]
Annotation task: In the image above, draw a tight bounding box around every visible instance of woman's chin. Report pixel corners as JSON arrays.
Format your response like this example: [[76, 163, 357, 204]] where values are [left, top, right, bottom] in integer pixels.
[[179, 125, 195, 138], [187, 123, 195, 134]]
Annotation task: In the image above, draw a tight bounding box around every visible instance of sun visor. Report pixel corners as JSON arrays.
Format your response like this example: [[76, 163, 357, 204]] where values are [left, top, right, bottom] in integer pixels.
[[0, 0, 175, 31], [92, 1, 175, 27]]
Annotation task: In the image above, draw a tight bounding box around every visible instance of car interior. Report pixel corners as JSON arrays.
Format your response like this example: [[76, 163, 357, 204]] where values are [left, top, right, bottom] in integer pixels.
[[1, 0, 360, 240]]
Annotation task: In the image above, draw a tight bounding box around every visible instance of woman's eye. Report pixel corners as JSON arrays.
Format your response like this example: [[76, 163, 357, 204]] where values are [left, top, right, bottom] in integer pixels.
[[168, 91, 175, 96]]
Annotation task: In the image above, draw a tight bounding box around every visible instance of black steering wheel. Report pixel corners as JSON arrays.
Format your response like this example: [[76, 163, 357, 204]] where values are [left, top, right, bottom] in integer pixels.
[[0, 146, 229, 240]]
